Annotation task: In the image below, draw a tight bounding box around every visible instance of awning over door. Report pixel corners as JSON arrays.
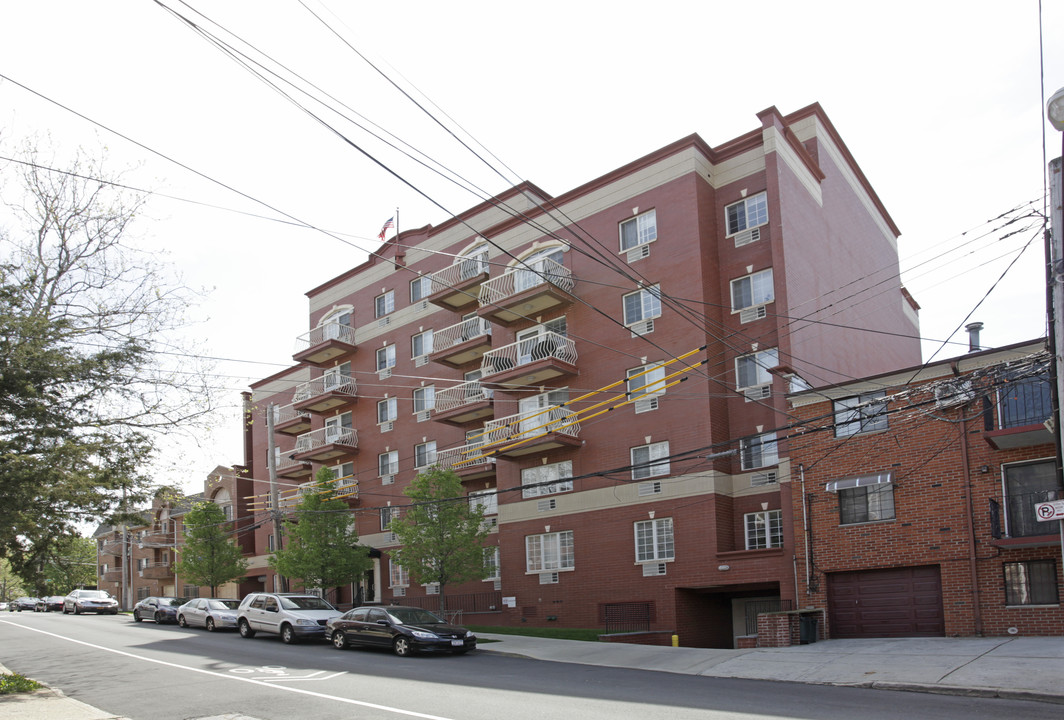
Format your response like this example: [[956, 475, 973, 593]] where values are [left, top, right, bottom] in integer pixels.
[[825, 472, 893, 493]]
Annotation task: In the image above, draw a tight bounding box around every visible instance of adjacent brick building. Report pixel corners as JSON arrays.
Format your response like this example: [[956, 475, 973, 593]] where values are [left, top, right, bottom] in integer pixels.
[[787, 339, 1063, 639]]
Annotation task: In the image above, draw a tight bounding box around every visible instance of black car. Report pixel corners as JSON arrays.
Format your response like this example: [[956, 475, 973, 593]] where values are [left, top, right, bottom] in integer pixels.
[[64, 589, 119, 615], [132, 596, 186, 623], [10, 597, 39, 612], [326, 605, 476, 657], [35, 596, 65, 612]]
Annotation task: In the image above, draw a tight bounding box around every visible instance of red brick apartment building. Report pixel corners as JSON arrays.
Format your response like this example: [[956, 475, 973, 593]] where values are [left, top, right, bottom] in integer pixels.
[[239, 103, 922, 648], [787, 340, 1063, 639]]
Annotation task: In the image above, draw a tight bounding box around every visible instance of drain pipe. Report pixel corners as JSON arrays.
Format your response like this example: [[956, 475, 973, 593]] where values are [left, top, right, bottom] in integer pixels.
[[959, 413, 984, 636], [800, 464, 811, 594]]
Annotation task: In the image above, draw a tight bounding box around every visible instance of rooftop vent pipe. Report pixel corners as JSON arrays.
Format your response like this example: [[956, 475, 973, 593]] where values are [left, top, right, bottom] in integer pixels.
[[965, 322, 984, 352]]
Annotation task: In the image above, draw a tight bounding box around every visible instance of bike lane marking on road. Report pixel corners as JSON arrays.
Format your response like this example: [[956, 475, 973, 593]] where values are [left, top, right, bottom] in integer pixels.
[[1, 620, 453, 720]]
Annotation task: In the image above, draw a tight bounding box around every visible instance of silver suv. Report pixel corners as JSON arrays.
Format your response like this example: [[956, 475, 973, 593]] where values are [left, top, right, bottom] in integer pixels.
[[236, 593, 340, 644]]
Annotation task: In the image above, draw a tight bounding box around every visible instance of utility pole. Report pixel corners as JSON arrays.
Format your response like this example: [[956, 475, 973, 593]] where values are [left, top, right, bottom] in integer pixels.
[[266, 404, 287, 592]]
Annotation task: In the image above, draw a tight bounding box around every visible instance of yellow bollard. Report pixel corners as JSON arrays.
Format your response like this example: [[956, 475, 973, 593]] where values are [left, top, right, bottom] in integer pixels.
[[672, 634, 679, 647]]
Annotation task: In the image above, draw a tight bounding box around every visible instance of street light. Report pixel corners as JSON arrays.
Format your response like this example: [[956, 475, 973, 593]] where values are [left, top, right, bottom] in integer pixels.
[[1049, 87, 1064, 133]]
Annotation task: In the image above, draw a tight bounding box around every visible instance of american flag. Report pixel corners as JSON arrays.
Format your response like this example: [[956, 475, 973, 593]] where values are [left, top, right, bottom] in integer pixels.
[[377, 216, 395, 240]]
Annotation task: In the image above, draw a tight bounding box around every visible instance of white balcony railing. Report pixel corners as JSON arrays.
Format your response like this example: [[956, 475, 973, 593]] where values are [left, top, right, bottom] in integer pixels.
[[435, 445, 495, 473], [272, 403, 310, 425], [434, 380, 493, 415], [434, 316, 491, 354], [295, 426, 358, 454], [429, 257, 490, 296], [292, 374, 357, 404], [275, 454, 308, 473], [295, 323, 354, 353], [480, 332, 576, 377], [478, 257, 573, 308], [483, 406, 580, 446]]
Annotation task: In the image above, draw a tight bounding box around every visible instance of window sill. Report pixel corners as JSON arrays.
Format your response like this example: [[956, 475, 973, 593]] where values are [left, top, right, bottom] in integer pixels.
[[990, 535, 1060, 549], [1005, 604, 1059, 610], [525, 567, 575, 575], [838, 519, 896, 528]]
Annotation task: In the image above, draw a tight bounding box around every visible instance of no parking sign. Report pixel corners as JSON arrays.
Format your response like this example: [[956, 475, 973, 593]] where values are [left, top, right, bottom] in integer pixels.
[[1035, 499, 1064, 522]]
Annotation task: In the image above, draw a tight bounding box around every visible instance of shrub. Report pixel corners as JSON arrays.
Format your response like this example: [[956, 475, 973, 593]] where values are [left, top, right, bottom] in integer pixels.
[[0, 673, 43, 695]]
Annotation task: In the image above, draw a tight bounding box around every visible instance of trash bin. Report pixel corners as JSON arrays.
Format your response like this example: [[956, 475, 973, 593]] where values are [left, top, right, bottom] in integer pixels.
[[799, 615, 818, 644]]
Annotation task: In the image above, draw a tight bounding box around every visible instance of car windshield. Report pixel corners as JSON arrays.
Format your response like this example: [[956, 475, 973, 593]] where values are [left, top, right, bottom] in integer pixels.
[[279, 596, 334, 611], [80, 591, 110, 599], [159, 598, 185, 607], [208, 600, 240, 610], [387, 607, 445, 625]]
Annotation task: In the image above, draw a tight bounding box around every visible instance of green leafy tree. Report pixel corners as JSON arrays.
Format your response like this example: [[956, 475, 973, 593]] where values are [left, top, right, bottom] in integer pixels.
[[0, 142, 214, 579], [37, 535, 97, 596], [389, 466, 490, 614], [174, 501, 248, 596], [268, 467, 372, 604]]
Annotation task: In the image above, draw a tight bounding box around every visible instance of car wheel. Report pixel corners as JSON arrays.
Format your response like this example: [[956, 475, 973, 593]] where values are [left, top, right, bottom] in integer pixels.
[[154, 612, 164, 624], [393, 636, 412, 657], [178, 614, 188, 628], [73, 605, 81, 615], [331, 631, 348, 650], [452, 649, 469, 655], [205, 617, 216, 632], [280, 624, 297, 644], [133, 611, 142, 622], [238, 619, 255, 638]]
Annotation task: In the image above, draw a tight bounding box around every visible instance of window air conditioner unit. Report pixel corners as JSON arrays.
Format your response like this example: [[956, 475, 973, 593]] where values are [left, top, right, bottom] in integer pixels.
[[638, 481, 663, 496], [378, 368, 393, 380], [629, 319, 655, 337], [733, 226, 761, 247], [626, 244, 651, 263], [378, 316, 390, 328], [634, 396, 660, 414], [538, 498, 557, 512], [380, 474, 395, 485], [417, 300, 429, 311], [416, 410, 431, 423], [739, 304, 767, 324], [379, 421, 394, 433], [642, 562, 667, 577], [414, 355, 429, 367], [744, 385, 771, 402], [539, 572, 559, 585], [751, 471, 778, 486], [393, 586, 406, 597]]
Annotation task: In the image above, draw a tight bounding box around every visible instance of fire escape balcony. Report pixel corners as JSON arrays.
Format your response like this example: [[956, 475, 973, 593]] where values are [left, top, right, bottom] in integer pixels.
[[292, 374, 357, 414], [427, 260, 490, 311], [435, 444, 496, 480], [477, 258, 574, 326], [433, 380, 494, 425], [479, 332, 578, 389], [272, 403, 312, 436], [292, 427, 359, 463], [100, 541, 123, 555], [139, 562, 173, 580], [430, 317, 492, 368], [293, 324, 356, 367], [481, 406, 581, 458], [276, 453, 313, 479], [139, 532, 173, 548], [101, 570, 123, 583]]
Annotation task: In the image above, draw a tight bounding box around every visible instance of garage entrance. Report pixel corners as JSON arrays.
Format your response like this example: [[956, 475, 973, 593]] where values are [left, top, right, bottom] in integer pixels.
[[827, 565, 945, 638]]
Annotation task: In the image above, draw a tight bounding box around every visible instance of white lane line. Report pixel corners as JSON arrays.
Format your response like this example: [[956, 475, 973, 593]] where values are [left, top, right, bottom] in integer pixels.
[[1, 620, 454, 720]]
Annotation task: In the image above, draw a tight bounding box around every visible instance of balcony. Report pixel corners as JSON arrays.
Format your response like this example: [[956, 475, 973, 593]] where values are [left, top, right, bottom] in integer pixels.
[[101, 570, 123, 583], [293, 323, 356, 367], [480, 332, 578, 389], [292, 426, 359, 463], [292, 374, 357, 414], [276, 453, 313, 479], [433, 380, 494, 425], [985, 376, 1053, 450], [272, 403, 312, 436], [481, 406, 581, 458], [427, 260, 490, 310], [478, 258, 574, 326], [101, 541, 123, 555], [139, 531, 173, 548], [430, 317, 492, 368], [139, 562, 172, 580], [435, 445, 496, 480]]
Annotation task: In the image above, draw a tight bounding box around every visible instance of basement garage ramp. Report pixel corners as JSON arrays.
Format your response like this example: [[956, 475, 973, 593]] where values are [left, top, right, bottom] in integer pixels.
[[827, 565, 945, 638]]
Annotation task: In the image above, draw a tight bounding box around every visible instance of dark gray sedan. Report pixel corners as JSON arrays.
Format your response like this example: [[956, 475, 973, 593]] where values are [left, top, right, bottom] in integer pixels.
[[326, 606, 476, 657]]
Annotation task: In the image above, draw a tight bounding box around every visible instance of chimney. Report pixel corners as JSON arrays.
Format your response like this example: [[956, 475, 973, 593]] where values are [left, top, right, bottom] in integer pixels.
[[966, 322, 984, 352]]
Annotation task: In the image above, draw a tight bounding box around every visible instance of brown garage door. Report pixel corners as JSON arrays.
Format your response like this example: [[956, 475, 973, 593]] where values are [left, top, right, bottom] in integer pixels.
[[827, 566, 945, 638]]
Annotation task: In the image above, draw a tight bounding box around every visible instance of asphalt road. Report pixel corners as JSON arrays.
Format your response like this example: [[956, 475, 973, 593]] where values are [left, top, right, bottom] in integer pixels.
[[1, 612, 1059, 720]]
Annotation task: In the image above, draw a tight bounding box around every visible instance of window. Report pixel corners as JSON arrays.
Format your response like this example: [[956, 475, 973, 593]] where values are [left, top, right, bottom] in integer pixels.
[[389, 557, 408, 587], [741, 433, 778, 470], [516, 387, 570, 437], [730, 268, 774, 311], [319, 308, 352, 341], [332, 461, 354, 481], [410, 276, 432, 302], [469, 489, 498, 516], [376, 344, 397, 371], [458, 244, 490, 280], [483, 546, 500, 581], [322, 361, 352, 391], [378, 450, 398, 477], [744, 510, 783, 549], [834, 391, 888, 437], [631, 441, 670, 480], [1003, 460, 1061, 538], [411, 329, 434, 359], [620, 209, 657, 251], [413, 386, 436, 414], [268, 534, 275, 552], [839, 484, 895, 524], [513, 246, 565, 293], [377, 397, 397, 424], [414, 441, 437, 469], [627, 362, 666, 404], [623, 285, 662, 325], [735, 349, 778, 390], [526, 530, 574, 573], [1004, 560, 1059, 605], [634, 517, 674, 562], [726, 193, 768, 235], [380, 505, 400, 532], [515, 317, 567, 365], [521, 460, 573, 498], [375, 290, 395, 318], [324, 412, 352, 444]]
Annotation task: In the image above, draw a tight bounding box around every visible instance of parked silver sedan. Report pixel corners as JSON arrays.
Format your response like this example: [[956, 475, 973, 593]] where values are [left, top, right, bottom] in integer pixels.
[[177, 598, 240, 631]]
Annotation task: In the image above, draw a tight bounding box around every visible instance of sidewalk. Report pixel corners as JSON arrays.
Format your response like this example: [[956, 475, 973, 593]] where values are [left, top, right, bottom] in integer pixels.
[[3, 635, 1063, 719]]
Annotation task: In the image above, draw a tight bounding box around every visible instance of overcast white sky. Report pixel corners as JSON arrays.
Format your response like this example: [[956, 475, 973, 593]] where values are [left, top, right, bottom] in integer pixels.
[[2, 1, 1062, 494]]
